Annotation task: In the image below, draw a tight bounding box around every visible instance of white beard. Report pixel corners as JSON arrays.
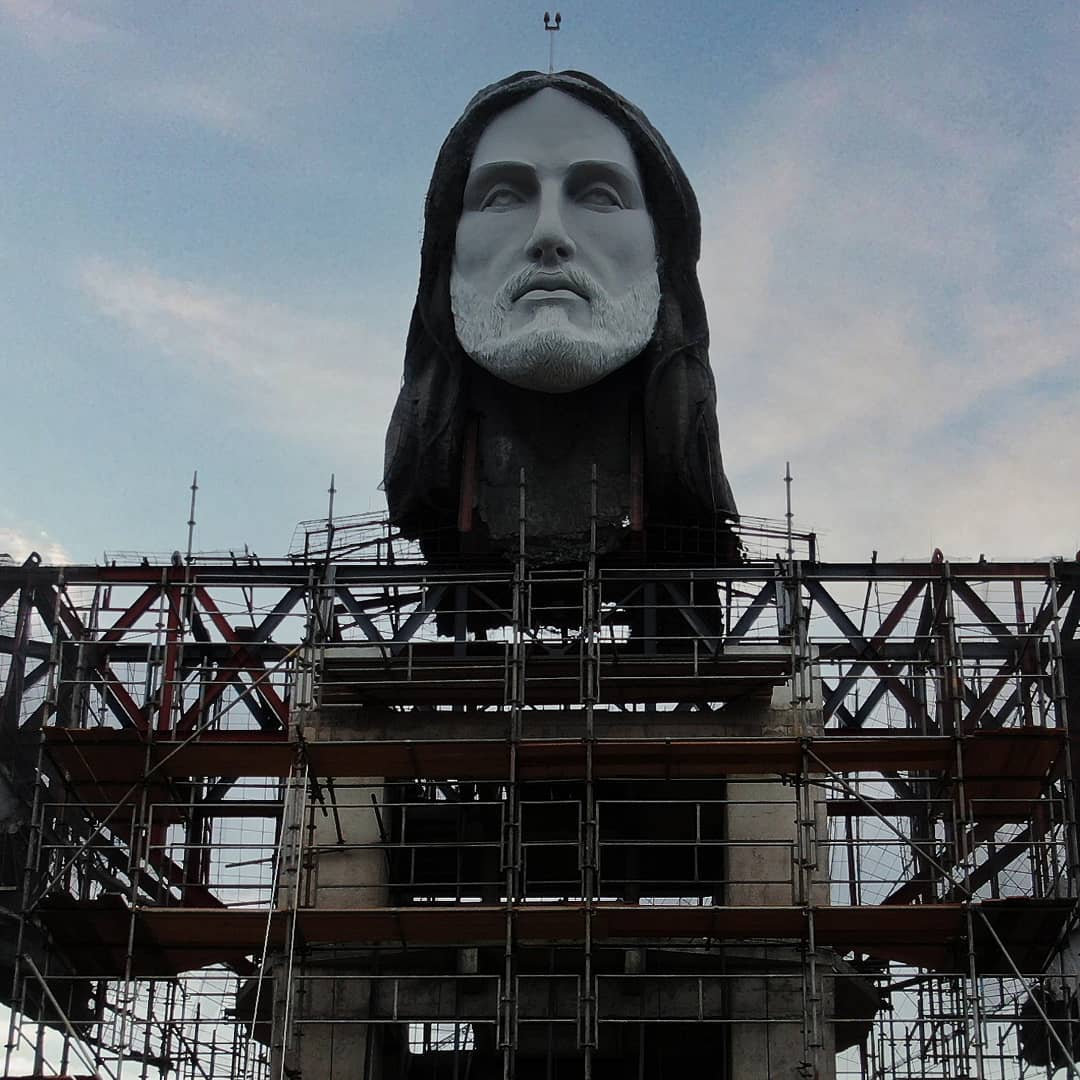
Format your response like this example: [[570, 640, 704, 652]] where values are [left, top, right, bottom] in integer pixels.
[[450, 266, 661, 393]]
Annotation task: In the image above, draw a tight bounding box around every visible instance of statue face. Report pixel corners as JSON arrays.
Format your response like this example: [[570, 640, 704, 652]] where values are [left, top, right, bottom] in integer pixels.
[[451, 88, 660, 393]]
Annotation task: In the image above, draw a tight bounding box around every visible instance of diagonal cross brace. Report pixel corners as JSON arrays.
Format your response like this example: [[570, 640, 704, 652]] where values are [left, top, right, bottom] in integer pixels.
[[728, 580, 778, 640], [179, 587, 288, 730], [333, 587, 387, 644], [962, 579, 1071, 731], [37, 583, 148, 729], [390, 584, 448, 655], [662, 582, 723, 658], [806, 579, 922, 724], [823, 580, 926, 719]]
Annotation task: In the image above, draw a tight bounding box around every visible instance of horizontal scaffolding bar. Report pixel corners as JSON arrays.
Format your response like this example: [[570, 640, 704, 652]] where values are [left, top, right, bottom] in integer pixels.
[[43, 726, 1064, 784], [36, 897, 1072, 978]]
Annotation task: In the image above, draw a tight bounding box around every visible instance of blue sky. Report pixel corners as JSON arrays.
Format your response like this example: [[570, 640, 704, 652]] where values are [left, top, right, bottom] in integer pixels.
[[2, 0, 1078, 564]]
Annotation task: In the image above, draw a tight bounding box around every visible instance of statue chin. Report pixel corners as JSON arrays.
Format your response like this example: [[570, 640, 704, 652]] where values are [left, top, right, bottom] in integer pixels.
[[450, 272, 661, 394], [461, 325, 647, 393]]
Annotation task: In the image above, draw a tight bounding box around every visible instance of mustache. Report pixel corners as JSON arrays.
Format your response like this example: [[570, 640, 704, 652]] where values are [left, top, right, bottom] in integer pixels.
[[499, 266, 598, 306]]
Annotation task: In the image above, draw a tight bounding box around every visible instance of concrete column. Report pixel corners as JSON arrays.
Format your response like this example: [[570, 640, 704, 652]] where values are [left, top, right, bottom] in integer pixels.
[[274, 713, 389, 1078], [308, 774, 389, 908], [723, 667, 835, 1080], [287, 965, 380, 1080]]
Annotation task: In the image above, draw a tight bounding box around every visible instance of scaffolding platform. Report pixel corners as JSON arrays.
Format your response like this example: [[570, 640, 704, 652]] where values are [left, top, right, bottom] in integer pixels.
[[36, 898, 1074, 980], [3, 545, 1079, 1079], [42, 722, 1065, 787]]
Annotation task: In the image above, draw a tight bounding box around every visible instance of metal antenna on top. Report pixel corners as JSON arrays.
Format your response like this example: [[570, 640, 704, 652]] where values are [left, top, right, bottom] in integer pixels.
[[544, 11, 561, 73], [325, 473, 337, 560], [784, 461, 794, 565], [185, 470, 198, 564]]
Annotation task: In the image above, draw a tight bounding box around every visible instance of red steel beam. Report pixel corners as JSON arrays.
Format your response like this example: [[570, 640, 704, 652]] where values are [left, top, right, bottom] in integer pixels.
[[193, 586, 288, 727]]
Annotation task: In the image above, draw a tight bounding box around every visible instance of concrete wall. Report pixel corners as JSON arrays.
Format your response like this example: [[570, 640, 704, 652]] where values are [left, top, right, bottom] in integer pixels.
[[724, 668, 835, 1079], [279, 654, 836, 1079], [274, 712, 389, 1078]]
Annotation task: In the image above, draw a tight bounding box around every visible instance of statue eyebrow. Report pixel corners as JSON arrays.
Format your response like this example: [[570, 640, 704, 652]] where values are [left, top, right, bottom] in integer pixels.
[[462, 159, 645, 209], [462, 161, 536, 209], [565, 160, 645, 207]]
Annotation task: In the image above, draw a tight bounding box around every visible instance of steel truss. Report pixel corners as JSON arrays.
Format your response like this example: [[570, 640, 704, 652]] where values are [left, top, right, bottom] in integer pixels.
[[1, 530, 1079, 1078]]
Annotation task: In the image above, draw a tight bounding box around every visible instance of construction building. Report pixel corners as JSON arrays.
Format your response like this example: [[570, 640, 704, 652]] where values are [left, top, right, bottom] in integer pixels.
[[1, 510, 1078, 1077]]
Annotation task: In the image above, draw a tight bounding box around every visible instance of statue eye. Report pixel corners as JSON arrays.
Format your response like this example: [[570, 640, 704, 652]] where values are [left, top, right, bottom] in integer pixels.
[[579, 184, 624, 209], [480, 186, 525, 211]]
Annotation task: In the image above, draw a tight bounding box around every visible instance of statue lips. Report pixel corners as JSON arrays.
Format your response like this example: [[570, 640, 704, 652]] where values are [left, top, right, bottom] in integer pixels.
[[511, 271, 591, 306], [522, 288, 580, 301]]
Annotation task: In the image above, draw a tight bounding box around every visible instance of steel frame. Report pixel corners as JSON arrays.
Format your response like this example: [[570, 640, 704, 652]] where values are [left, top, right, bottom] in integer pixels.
[[1, 525, 1079, 1079]]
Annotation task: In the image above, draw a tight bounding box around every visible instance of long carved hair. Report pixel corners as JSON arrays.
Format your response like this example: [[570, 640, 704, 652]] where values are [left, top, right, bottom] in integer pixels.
[[383, 70, 737, 541]]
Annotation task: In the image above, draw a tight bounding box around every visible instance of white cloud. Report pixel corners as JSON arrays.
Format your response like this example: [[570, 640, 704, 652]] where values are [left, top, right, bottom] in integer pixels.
[[3, 1, 411, 142], [113, 1, 412, 143], [0, 0, 113, 49], [129, 80, 269, 141], [1, 3, 273, 142], [698, 5, 1080, 561], [0, 525, 72, 565], [77, 258, 402, 466]]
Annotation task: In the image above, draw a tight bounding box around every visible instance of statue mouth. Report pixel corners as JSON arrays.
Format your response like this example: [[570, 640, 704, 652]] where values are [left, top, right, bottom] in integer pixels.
[[512, 272, 590, 303]]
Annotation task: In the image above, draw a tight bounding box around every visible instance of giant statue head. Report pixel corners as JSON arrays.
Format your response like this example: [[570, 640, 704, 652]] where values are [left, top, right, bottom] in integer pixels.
[[450, 86, 661, 395], [384, 70, 737, 556]]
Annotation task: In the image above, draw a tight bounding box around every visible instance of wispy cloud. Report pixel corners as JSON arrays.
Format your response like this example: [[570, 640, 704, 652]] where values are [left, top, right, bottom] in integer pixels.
[[78, 258, 402, 471], [3, 1, 412, 143], [0, 525, 71, 565], [698, 6, 1080, 560], [0, 0, 113, 49], [128, 80, 269, 141]]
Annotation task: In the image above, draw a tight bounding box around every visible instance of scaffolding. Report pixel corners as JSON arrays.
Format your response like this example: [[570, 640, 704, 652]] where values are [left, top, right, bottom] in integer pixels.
[[1, 514, 1079, 1078]]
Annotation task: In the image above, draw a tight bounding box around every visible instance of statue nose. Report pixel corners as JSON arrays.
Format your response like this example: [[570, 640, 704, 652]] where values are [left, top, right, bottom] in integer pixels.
[[524, 195, 576, 264]]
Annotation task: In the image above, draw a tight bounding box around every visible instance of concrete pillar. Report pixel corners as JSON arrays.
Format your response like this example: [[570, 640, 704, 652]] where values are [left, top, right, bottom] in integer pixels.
[[274, 958, 380, 1080], [274, 713, 389, 1078], [725, 954, 835, 1080], [308, 774, 389, 908], [723, 666, 835, 1080]]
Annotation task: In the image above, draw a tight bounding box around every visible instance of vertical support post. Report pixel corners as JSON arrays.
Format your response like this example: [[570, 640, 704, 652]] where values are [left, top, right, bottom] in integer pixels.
[[796, 742, 823, 1078], [4, 731, 50, 1077], [580, 464, 600, 1077], [937, 560, 964, 737], [4, 566, 61, 1079], [933, 561, 964, 911], [500, 468, 527, 1080], [274, 759, 311, 1080], [0, 563, 34, 736], [962, 903, 988, 1080], [953, 716, 987, 1080], [294, 565, 318, 719], [1048, 562, 1079, 895], [157, 570, 182, 734], [164, 473, 198, 741], [114, 719, 157, 1078]]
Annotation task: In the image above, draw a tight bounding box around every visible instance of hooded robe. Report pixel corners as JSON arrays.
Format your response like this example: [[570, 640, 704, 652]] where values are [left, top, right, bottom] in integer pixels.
[[383, 69, 737, 559]]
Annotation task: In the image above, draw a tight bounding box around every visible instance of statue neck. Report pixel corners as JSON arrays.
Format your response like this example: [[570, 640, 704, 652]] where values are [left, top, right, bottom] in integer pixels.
[[462, 362, 642, 557]]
